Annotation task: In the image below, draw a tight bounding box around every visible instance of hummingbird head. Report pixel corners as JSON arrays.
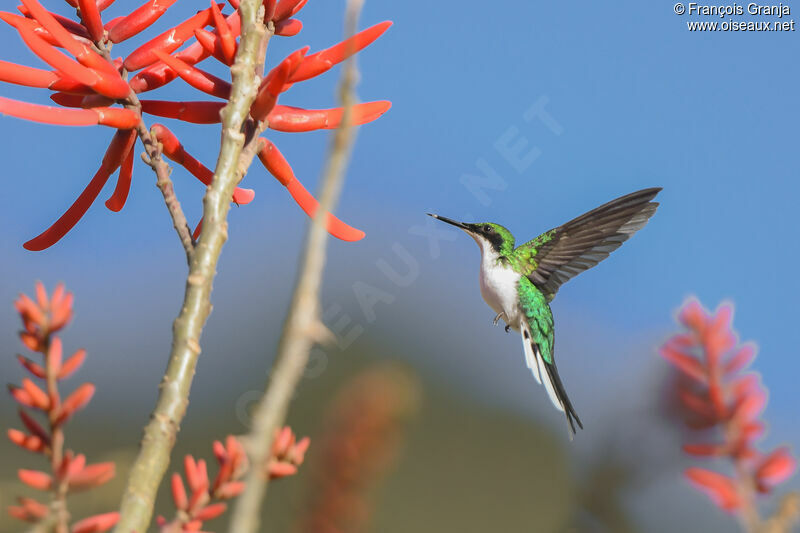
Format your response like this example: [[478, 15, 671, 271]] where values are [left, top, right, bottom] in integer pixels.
[[427, 214, 515, 256]]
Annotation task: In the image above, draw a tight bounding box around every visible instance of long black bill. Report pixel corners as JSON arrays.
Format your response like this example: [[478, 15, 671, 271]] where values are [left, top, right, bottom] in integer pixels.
[[427, 213, 469, 230]]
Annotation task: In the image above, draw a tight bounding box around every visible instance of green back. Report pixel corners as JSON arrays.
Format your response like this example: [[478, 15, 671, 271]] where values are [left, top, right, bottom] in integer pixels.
[[507, 229, 557, 276], [516, 276, 554, 364]]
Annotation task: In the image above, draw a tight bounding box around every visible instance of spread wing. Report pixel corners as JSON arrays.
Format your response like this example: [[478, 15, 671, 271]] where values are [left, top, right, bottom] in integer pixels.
[[512, 187, 661, 301]]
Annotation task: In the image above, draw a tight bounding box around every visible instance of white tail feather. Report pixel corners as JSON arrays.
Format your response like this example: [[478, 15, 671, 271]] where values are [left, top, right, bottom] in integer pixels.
[[535, 345, 565, 412], [520, 321, 542, 384]]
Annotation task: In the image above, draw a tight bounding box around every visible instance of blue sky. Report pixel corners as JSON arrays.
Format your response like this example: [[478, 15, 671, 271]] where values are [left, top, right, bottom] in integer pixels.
[[0, 2, 797, 526]]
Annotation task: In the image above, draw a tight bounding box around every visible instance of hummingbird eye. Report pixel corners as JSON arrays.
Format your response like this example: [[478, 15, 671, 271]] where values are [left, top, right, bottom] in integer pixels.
[[484, 225, 493, 233]]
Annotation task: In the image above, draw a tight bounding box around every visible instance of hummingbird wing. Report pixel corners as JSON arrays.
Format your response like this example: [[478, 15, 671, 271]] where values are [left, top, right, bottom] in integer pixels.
[[512, 188, 661, 301], [517, 276, 582, 435]]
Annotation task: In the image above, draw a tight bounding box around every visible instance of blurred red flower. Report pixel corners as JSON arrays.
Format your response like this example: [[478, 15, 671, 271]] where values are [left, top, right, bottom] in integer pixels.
[[7, 282, 118, 532], [661, 298, 797, 530], [158, 428, 308, 531]]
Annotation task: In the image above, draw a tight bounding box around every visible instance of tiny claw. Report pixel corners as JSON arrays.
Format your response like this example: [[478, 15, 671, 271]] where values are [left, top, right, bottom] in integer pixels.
[[505, 325, 511, 333], [492, 312, 505, 326]]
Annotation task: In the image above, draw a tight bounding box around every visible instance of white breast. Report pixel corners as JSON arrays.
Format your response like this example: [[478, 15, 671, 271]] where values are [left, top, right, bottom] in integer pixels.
[[478, 255, 522, 329]]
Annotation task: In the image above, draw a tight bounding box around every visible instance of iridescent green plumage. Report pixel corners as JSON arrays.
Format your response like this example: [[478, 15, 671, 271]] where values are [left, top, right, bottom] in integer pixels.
[[428, 188, 661, 436], [507, 229, 557, 284], [516, 277, 553, 364]]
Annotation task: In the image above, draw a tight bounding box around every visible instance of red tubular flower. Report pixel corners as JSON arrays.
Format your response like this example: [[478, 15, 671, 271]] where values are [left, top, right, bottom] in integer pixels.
[[662, 298, 797, 520], [192, 10, 242, 66], [24, 129, 137, 251], [686, 468, 742, 511], [756, 448, 797, 488], [0, 97, 138, 129], [18, 469, 53, 491], [9, 385, 37, 409], [660, 340, 705, 383], [151, 123, 254, 204], [48, 77, 94, 94], [105, 142, 136, 212], [261, 0, 275, 19], [273, 0, 308, 22], [12, 23, 100, 88], [49, 92, 89, 108], [159, 431, 305, 531], [266, 101, 392, 132], [70, 512, 119, 533], [7, 497, 49, 523], [208, 0, 236, 64], [251, 47, 307, 121], [257, 139, 365, 241], [267, 426, 309, 479], [0, 12, 68, 48], [18, 409, 49, 444], [56, 383, 96, 425], [291, 21, 392, 82], [17, 355, 46, 379], [21, 378, 50, 410], [17, 0, 129, 98], [171, 473, 189, 510], [76, 0, 104, 41], [193, 502, 227, 521], [140, 99, 225, 123], [16, 6, 90, 39], [152, 49, 231, 99], [2, 1, 392, 250], [0, 60, 58, 87], [58, 349, 87, 380], [123, 6, 218, 71], [129, 40, 213, 93], [8, 428, 47, 453], [108, 0, 179, 43], [274, 18, 302, 37]]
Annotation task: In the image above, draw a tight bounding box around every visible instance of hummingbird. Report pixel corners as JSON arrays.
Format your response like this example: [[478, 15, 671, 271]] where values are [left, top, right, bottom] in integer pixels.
[[429, 187, 661, 436]]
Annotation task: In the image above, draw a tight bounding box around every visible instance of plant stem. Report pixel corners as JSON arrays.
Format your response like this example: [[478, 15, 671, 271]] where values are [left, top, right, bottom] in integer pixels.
[[227, 2, 365, 531], [43, 331, 69, 533], [734, 460, 761, 533], [113, 2, 271, 531], [131, 101, 196, 262]]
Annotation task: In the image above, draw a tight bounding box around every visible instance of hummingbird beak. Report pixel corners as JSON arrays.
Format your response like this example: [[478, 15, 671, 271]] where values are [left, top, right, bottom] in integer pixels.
[[427, 213, 470, 230]]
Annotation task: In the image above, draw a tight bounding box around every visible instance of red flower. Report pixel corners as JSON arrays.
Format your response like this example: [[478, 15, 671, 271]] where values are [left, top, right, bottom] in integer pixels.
[[661, 298, 797, 521], [7, 283, 116, 531], [159, 429, 308, 531], [1, 1, 392, 249]]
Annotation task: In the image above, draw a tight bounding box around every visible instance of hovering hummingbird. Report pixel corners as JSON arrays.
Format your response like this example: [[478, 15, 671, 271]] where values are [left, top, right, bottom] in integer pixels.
[[429, 188, 661, 436]]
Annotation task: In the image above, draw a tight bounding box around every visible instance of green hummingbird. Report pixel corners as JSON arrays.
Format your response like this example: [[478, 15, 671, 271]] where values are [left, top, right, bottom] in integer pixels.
[[429, 188, 661, 436]]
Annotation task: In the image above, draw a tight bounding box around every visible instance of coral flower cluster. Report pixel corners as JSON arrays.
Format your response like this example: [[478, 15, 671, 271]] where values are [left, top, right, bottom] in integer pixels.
[[661, 298, 796, 523], [158, 428, 308, 532], [0, 0, 391, 249], [7, 282, 118, 533]]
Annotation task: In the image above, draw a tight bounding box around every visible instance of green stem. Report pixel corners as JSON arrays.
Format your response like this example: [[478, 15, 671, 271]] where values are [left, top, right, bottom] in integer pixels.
[[113, 3, 271, 531]]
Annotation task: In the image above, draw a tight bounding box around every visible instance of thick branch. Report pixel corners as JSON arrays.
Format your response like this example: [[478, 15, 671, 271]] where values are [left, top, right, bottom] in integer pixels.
[[227, 2, 365, 532], [113, 2, 272, 531]]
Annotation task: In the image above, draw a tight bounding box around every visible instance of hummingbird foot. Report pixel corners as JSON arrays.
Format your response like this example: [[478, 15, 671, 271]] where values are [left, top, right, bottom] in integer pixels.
[[492, 312, 506, 326], [505, 324, 511, 333]]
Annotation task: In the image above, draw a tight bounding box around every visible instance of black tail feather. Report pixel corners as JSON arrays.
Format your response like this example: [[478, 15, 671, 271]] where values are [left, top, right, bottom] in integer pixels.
[[544, 361, 583, 435]]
